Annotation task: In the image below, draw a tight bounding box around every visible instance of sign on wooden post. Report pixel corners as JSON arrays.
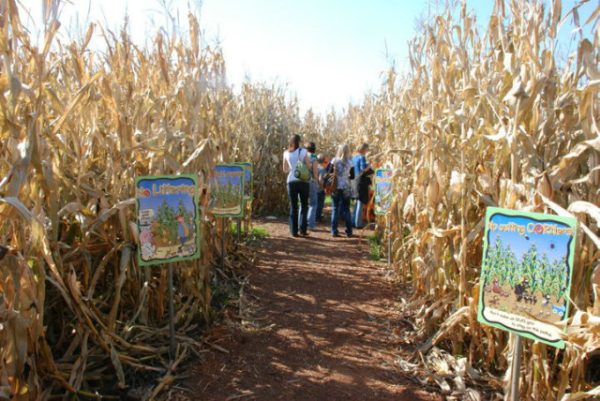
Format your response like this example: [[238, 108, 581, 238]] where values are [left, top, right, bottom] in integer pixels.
[[477, 207, 577, 348], [135, 174, 200, 361]]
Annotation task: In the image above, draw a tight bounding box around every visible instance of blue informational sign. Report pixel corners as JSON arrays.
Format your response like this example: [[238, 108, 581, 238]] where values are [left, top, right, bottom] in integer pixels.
[[209, 164, 245, 218], [478, 207, 577, 348], [136, 175, 200, 266], [235, 162, 253, 201], [374, 168, 393, 215]]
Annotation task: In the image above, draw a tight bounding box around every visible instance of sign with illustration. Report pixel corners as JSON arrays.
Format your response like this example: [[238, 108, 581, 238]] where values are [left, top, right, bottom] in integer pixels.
[[208, 164, 245, 218], [477, 207, 577, 348], [374, 168, 393, 215], [136, 175, 200, 266], [235, 162, 253, 201]]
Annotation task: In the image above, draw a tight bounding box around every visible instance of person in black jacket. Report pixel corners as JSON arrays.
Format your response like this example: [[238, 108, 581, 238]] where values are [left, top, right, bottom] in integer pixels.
[[315, 153, 328, 222], [352, 143, 373, 228]]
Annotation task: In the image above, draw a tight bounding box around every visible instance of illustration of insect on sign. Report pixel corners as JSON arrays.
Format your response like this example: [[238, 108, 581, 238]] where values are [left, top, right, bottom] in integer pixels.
[[477, 207, 577, 348], [136, 175, 200, 266], [374, 168, 393, 215], [208, 164, 245, 218]]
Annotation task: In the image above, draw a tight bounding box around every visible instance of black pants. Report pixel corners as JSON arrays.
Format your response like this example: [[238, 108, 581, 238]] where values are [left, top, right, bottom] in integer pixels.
[[288, 180, 310, 235], [316, 190, 325, 221]]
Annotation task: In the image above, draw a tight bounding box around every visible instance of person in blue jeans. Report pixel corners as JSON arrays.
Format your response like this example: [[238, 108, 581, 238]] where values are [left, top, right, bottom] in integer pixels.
[[283, 134, 318, 237], [299, 142, 320, 230], [330, 144, 354, 237], [352, 143, 372, 228], [315, 154, 328, 222]]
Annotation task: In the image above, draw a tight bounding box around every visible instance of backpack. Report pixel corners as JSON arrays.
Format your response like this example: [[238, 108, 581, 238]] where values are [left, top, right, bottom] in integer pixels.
[[293, 148, 310, 182]]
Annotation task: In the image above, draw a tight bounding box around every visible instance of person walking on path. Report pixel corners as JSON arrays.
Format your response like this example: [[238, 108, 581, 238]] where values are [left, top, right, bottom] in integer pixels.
[[283, 134, 313, 237], [330, 144, 354, 237], [301, 142, 320, 230], [316, 153, 328, 223], [352, 143, 373, 228]]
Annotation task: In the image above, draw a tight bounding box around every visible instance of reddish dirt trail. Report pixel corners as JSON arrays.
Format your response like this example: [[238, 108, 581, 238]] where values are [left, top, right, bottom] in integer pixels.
[[189, 218, 441, 401]]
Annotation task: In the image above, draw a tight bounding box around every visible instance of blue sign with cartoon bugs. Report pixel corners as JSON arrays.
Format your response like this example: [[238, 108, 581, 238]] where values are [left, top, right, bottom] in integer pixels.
[[477, 207, 577, 348]]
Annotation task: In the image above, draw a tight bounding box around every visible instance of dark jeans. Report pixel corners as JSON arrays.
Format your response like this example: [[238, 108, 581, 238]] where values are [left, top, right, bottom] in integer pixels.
[[288, 180, 310, 235], [331, 189, 352, 235], [316, 190, 325, 221]]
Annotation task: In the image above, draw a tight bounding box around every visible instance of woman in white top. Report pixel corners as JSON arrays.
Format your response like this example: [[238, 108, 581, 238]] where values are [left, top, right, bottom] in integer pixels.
[[283, 134, 316, 237], [330, 144, 354, 237]]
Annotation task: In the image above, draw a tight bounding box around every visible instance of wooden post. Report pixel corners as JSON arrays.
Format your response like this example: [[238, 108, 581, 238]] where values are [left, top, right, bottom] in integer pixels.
[[220, 218, 226, 271], [167, 264, 176, 362], [387, 217, 392, 268], [510, 335, 523, 401]]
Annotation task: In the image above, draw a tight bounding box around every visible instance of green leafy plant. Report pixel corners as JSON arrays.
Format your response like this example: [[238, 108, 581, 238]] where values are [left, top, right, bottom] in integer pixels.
[[367, 234, 381, 261]]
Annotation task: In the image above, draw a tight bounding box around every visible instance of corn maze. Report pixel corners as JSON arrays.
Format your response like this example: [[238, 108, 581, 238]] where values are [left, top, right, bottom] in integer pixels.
[[1, 0, 599, 400]]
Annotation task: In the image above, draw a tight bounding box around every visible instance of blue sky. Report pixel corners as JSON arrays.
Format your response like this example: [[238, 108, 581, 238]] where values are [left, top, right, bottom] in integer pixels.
[[23, 0, 597, 113], [212, 165, 244, 187], [137, 177, 196, 216]]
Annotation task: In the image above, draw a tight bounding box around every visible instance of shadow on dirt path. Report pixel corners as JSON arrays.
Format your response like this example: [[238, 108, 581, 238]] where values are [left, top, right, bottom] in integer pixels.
[[188, 218, 441, 401]]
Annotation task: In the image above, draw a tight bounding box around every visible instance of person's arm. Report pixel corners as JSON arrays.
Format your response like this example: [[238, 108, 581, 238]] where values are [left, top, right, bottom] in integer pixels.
[[283, 151, 289, 173], [310, 158, 319, 185]]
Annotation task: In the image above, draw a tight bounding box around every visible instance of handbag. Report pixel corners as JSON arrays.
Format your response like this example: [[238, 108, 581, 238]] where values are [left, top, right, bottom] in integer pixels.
[[323, 161, 337, 194], [293, 148, 310, 182]]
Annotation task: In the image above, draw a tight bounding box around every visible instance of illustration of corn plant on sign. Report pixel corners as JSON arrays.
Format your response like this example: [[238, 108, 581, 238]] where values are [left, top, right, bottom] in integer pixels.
[[208, 164, 245, 218], [477, 207, 577, 348], [374, 168, 393, 215], [234, 162, 253, 202], [136, 175, 201, 266]]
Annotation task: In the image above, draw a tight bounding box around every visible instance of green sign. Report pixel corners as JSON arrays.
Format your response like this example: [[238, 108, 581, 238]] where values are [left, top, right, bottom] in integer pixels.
[[374, 168, 393, 215], [235, 162, 253, 201], [209, 164, 245, 218], [477, 207, 577, 348], [135, 175, 200, 266]]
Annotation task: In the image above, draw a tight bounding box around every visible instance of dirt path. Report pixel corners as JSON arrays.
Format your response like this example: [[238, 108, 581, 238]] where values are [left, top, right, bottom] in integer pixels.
[[189, 218, 441, 401]]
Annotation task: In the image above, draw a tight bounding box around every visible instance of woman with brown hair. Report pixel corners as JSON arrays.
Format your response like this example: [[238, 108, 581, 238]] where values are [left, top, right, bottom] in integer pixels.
[[282, 134, 315, 237]]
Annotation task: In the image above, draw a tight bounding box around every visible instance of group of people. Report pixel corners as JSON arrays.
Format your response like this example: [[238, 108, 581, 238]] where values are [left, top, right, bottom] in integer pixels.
[[283, 134, 373, 238]]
